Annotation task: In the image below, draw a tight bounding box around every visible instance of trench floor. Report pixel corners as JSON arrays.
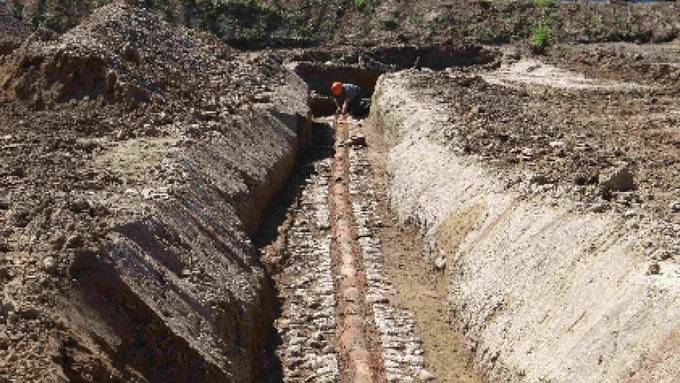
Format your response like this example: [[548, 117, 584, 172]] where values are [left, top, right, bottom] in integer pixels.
[[259, 115, 481, 383]]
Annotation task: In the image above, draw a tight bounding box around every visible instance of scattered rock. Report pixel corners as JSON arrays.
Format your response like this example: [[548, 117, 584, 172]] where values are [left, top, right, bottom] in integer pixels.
[[599, 163, 635, 192], [574, 172, 597, 186], [122, 43, 141, 64], [64, 234, 83, 249], [42, 256, 56, 272], [345, 134, 367, 147], [417, 369, 436, 382], [589, 201, 609, 213], [648, 263, 660, 275], [670, 201, 680, 213], [529, 173, 550, 185]]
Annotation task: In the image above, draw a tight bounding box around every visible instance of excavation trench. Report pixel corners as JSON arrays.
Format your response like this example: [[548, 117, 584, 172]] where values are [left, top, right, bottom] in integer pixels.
[[256, 112, 482, 382], [252, 49, 494, 382], [287, 43, 498, 117]]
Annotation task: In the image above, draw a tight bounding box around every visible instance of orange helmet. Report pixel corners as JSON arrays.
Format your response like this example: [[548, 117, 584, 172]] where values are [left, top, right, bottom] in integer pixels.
[[331, 82, 343, 96]]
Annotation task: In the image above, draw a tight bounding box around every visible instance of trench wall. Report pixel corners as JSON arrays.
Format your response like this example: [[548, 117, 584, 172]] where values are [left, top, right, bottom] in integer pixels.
[[370, 72, 680, 382], [67, 72, 309, 382]]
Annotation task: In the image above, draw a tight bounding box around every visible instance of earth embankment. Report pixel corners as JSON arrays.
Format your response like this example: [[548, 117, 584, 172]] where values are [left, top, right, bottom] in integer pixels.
[[370, 69, 680, 382], [0, 3, 309, 381]]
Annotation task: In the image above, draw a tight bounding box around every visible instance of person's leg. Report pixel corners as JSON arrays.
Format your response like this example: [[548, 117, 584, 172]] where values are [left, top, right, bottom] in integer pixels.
[[348, 96, 361, 116]]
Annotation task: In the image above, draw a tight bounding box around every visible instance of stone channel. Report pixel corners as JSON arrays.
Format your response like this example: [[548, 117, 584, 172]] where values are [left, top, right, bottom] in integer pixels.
[[268, 115, 435, 382]]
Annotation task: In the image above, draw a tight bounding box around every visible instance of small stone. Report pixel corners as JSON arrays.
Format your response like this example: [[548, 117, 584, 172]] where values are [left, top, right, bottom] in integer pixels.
[[64, 234, 83, 249], [670, 201, 680, 213], [105, 69, 117, 92], [122, 43, 141, 64], [417, 369, 436, 382], [434, 256, 446, 270], [549, 140, 567, 149], [529, 173, 550, 185], [43, 256, 55, 271], [648, 263, 660, 275]]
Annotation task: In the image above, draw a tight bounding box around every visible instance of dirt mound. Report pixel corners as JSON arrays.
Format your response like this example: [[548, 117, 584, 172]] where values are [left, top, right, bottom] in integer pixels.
[[0, 3, 239, 108], [0, 2, 309, 382], [548, 41, 680, 88], [381, 62, 679, 222]]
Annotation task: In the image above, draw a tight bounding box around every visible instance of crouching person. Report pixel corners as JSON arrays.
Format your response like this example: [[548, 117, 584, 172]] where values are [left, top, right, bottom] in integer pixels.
[[331, 81, 362, 116]]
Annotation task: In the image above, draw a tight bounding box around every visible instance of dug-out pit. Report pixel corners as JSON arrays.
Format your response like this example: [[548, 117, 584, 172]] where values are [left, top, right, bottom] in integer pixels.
[[287, 44, 498, 117]]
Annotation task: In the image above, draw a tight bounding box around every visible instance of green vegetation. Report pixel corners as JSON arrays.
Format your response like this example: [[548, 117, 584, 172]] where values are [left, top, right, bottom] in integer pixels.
[[380, 11, 399, 30], [10, 1, 24, 19], [593, 13, 605, 37], [199, 0, 283, 44], [354, 0, 367, 11], [531, 22, 551, 50], [533, 0, 553, 8], [408, 14, 424, 27]]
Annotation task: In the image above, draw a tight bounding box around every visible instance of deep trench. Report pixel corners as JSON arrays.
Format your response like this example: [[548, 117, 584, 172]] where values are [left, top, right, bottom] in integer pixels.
[[252, 45, 495, 382]]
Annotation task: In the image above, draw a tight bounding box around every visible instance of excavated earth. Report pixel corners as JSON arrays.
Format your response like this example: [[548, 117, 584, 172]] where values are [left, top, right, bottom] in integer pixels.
[[370, 48, 680, 382], [0, 2, 309, 381], [1, 0, 680, 382]]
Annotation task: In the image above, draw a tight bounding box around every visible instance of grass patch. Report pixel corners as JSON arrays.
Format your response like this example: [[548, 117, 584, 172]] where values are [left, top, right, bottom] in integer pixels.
[[10, 1, 24, 19], [380, 11, 399, 30], [534, 0, 553, 8], [531, 22, 551, 51]]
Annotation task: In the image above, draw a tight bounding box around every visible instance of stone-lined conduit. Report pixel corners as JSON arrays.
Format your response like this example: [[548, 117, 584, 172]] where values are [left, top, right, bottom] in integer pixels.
[[331, 116, 376, 383], [346, 125, 434, 383], [273, 157, 340, 382]]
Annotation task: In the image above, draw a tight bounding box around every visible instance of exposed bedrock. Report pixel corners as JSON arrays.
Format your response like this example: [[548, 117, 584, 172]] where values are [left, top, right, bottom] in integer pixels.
[[370, 72, 680, 382]]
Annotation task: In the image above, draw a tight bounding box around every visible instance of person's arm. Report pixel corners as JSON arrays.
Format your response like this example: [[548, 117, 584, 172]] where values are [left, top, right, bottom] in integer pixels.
[[342, 99, 350, 114]]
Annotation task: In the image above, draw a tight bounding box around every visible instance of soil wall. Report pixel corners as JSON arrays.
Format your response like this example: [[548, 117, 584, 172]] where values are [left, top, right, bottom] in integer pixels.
[[370, 72, 680, 382], [0, 4, 311, 380], [63, 91, 308, 382]]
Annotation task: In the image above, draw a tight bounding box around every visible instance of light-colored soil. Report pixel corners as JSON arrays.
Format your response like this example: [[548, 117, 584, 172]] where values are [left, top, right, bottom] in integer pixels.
[[482, 58, 643, 90], [370, 70, 680, 382]]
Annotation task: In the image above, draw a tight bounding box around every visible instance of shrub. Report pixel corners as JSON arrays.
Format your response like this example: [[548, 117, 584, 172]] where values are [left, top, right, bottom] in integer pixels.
[[354, 0, 366, 11], [531, 22, 551, 51], [380, 11, 399, 30], [11, 2, 24, 19]]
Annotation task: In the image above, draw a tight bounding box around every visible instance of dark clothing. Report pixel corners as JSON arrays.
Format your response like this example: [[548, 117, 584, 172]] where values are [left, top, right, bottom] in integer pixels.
[[334, 83, 362, 114]]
